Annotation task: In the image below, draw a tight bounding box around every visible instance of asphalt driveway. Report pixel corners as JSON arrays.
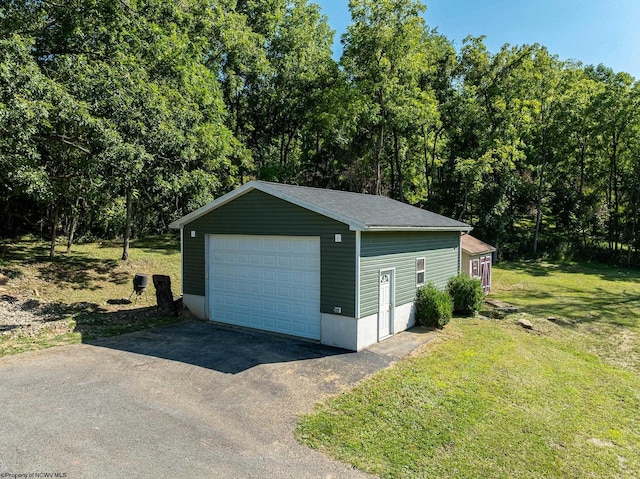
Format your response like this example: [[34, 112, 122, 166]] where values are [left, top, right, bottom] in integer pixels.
[[0, 320, 434, 478]]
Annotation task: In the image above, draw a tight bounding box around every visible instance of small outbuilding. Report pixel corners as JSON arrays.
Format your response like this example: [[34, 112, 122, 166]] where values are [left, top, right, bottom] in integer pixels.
[[170, 181, 471, 351], [461, 235, 496, 293]]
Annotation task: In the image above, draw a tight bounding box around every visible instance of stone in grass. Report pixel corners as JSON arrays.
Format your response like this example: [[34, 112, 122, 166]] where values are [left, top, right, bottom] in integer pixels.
[[517, 318, 533, 330], [480, 309, 505, 319], [547, 316, 573, 326]]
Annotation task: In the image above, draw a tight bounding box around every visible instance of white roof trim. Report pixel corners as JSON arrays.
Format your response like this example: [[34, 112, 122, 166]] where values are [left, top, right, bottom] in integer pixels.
[[364, 225, 473, 232], [462, 247, 495, 255], [169, 181, 255, 229], [169, 181, 368, 230]]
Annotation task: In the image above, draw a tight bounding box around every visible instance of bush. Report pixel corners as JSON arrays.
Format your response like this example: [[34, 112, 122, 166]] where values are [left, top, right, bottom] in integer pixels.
[[447, 274, 484, 316], [415, 282, 453, 328]]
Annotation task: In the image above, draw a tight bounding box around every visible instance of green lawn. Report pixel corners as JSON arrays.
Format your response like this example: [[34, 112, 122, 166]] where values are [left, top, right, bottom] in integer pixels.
[[0, 235, 183, 357], [297, 261, 640, 478]]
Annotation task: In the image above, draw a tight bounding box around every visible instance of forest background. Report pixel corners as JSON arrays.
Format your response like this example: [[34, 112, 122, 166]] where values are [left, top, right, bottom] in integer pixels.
[[1, 0, 638, 264]]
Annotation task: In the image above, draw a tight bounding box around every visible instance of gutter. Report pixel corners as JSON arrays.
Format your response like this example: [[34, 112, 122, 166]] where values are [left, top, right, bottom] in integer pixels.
[[363, 225, 473, 233]]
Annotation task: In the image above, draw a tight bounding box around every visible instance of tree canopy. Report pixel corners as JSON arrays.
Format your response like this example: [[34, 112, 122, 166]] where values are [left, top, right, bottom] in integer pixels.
[[1, 0, 638, 265]]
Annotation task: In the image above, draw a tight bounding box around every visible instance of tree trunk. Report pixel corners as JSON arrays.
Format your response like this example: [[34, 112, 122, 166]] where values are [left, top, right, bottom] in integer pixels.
[[423, 125, 429, 200], [122, 187, 132, 261], [389, 138, 395, 198], [578, 137, 586, 197], [283, 131, 294, 167], [394, 130, 404, 202], [66, 212, 78, 254], [375, 123, 384, 195], [613, 151, 620, 254], [49, 206, 59, 260], [607, 136, 618, 253], [279, 131, 285, 166], [629, 186, 639, 267], [431, 128, 442, 195], [533, 161, 546, 256]]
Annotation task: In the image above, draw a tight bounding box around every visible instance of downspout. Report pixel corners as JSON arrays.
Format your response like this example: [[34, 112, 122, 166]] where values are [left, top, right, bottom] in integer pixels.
[[355, 231, 361, 320], [180, 227, 184, 296], [458, 233, 464, 275]]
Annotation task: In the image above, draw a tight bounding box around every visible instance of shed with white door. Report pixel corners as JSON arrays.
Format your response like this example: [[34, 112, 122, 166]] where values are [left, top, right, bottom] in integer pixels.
[[170, 181, 471, 351], [461, 234, 496, 293]]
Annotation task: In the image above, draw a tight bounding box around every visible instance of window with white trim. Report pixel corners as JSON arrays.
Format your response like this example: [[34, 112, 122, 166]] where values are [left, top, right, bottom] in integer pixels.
[[416, 257, 426, 286]]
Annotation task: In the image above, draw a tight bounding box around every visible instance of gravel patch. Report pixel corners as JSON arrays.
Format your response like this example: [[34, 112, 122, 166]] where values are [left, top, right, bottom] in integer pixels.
[[0, 294, 68, 337]]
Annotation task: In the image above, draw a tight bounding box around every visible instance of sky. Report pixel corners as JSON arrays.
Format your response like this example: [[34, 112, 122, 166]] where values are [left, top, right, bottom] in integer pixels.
[[313, 0, 640, 79]]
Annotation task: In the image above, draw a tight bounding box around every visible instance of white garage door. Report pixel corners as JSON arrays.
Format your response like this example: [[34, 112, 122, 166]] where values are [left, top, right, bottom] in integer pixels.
[[208, 235, 321, 339]]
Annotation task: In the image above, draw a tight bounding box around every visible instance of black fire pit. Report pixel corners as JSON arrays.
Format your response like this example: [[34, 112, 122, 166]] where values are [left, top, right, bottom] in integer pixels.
[[128, 273, 149, 303]]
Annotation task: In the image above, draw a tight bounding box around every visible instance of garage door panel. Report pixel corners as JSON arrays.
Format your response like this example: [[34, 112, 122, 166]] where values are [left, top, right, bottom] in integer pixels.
[[209, 235, 321, 340]]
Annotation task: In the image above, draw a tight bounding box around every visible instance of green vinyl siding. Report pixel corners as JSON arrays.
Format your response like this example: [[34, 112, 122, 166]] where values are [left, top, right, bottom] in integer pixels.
[[359, 231, 460, 318], [182, 189, 356, 317]]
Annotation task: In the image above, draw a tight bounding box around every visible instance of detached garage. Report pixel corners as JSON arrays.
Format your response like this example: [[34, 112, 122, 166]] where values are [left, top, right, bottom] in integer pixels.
[[170, 181, 471, 351]]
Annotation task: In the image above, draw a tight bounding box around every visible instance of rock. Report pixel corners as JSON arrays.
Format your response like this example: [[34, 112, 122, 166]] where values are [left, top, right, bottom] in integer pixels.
[[546, 316, 574, 326], [480, 309, 505, 319], [482, 299, 518, 320], [484, 299, 519, 313], [517, 318, 533, 330]]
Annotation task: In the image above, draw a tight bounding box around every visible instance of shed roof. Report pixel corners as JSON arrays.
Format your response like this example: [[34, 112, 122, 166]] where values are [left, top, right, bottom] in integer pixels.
[[461, 234, 496, 255], [170, 181, 472, 232]]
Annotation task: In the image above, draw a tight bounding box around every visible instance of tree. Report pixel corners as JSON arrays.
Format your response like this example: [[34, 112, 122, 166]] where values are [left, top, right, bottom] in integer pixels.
[[1, 0, 236, 259], [341, 0, 440, 198]]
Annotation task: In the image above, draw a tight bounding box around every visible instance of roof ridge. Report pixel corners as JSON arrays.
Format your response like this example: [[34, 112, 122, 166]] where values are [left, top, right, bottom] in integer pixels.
[[256, 180, 384, 198]]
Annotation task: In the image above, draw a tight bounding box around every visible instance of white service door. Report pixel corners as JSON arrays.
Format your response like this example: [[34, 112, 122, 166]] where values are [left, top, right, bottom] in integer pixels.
[[378, 270, 393, 339], [208, 235, 321, 339]]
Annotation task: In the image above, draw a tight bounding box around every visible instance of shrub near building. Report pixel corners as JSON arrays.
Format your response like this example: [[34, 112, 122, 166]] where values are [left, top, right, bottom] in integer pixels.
[[447, 274, 484, 316], [415, 282, 453, 328]]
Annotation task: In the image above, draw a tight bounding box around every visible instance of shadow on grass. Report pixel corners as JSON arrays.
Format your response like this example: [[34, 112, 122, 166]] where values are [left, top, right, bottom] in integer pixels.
[[498, 285, 640, 328], [0, 268, 22, 280], [36, 255, 127, 290], [0, 241, 50, 265], [96, 235, 180, 255], [71, 304, 180, 341], [498, 260, 640, 282], [0, 239, 131, 290]]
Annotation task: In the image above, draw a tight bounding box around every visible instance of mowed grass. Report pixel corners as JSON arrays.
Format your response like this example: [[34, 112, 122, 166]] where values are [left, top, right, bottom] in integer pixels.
[[0, 235, 183, 357], [297, 261, 640, 478]]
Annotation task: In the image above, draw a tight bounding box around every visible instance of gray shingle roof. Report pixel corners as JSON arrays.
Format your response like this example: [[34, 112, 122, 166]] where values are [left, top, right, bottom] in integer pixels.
[[260, 181, 470, 230], [170, 180, 471, 231]]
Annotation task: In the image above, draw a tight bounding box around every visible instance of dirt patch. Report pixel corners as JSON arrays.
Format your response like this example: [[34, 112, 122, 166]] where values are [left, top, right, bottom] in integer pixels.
[[618, 331, 636, 352], [588, 437, 614, 448]]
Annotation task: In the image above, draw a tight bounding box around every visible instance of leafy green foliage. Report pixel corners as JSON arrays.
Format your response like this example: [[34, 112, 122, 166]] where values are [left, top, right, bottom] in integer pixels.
[[447, 274, 484, 315], [0, 0, 639, 267], [415, 282, 453, 327]]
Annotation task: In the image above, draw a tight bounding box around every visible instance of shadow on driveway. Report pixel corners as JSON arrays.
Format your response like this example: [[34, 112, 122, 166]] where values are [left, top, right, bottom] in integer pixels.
[[89, 320, 352, 374]]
